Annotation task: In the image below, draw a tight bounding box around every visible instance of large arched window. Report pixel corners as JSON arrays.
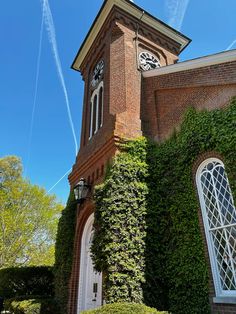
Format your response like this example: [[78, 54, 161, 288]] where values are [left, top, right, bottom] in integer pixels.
[[89, 81, 104, 139], [196, 158, 236, 299]]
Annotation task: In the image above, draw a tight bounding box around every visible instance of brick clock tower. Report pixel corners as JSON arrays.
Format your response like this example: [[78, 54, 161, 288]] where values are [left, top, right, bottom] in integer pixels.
[[68, 1, 190, 313]]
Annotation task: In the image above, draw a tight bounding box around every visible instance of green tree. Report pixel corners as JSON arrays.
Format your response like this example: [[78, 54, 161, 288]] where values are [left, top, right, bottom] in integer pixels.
[[0, 156, 63, 268]]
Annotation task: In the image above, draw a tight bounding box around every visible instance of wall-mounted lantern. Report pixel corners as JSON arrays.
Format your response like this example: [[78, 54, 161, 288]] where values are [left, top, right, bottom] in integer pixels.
[[73, 178, 90, 204]]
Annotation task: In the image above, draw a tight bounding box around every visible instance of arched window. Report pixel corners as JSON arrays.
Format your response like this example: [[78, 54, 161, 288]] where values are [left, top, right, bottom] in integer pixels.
[[196, 158, 236, 299], [89, 81, 103, 140]]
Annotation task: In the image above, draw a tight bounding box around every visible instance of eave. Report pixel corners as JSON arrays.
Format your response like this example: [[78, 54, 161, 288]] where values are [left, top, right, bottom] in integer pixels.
[[71, 0, 191, 72], [142, 49, 236, 78]]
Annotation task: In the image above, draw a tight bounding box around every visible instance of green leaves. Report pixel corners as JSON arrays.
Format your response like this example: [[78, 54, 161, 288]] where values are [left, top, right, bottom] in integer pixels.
[[92, 138, 148, 304], [90, 98, 236, 313], [54, 191, 77, 313], [0, 156, 63, 269]]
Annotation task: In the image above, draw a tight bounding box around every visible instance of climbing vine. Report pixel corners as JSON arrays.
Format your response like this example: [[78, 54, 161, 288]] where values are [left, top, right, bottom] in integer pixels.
[[54, 191, 77, 314], [91, 97, 236, 314], [91, 138, 149, 303]]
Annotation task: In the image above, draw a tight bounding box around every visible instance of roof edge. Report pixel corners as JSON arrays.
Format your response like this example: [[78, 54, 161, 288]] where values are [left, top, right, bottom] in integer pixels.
[[143, 49, 236, 78], [71, 0, 191, 72]]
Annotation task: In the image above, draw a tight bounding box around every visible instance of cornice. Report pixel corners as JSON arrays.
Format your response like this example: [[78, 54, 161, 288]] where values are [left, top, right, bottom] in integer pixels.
[[72, 0, 190, 72], [68, 135, 121, 183], [143, 49, 236, 78]]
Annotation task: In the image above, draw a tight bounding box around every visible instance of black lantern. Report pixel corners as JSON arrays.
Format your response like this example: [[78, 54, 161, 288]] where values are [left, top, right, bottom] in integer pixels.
[[74, 178, 90, 203]]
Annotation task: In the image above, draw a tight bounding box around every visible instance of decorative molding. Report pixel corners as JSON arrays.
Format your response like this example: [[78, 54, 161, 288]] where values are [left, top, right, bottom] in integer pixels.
[[72, 0, 190, 71], [143, 49, 236, 78], [213, 297, 236, 304]]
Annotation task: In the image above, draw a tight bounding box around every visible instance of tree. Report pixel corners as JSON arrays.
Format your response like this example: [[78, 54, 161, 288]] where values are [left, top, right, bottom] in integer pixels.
[[0, 156, 63, 269]]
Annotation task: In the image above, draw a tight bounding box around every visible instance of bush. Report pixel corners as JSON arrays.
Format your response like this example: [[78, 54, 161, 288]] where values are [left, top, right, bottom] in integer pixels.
[[5, 297, 60, 314], [82, 302, 169, 314], [0, 266, 54, 299]]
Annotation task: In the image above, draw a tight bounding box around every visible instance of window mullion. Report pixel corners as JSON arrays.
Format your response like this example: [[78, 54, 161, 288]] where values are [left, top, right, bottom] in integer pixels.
[[89, 100, 93, 139], [209, 222, 236, 232], [95, 91, 99, 133], [211, 169, 236, 288]]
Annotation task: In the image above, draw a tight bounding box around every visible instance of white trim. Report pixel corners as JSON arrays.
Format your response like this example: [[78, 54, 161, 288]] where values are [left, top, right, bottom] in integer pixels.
[[72, 0, 190, 71], [89, 81, 104, 140], [196, 158, 222, 297], [99, 85, 104, 128], [89, 101, 93, 139], [143, 49, 236, 77], [196, 158, 236, 299], [213, 297, 236, 304], [77, 214, 102, 313]]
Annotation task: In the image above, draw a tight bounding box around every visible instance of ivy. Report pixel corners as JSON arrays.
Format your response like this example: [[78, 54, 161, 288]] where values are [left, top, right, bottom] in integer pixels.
[[91, 138, 149, 303], [91, 98, 236, 313], [54, 191, 77, 314]]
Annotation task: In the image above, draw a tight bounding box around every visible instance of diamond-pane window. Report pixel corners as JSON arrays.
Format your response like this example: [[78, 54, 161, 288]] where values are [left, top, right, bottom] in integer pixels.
[[196, 158, 236, 297]]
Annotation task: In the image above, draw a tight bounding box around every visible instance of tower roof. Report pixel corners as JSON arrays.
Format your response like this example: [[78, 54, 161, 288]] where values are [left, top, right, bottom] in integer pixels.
[[72, 0, 191, 72]]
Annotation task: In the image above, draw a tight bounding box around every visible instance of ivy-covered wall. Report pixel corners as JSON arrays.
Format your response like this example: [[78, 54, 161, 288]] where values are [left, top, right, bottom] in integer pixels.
[[91, 98, 236, 314], [54, 192, 77, 314], [91, 139, 149, 303]]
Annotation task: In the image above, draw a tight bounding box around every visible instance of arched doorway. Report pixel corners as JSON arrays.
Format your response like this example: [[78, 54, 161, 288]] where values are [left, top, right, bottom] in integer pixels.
[[77, 214, 102, 313]]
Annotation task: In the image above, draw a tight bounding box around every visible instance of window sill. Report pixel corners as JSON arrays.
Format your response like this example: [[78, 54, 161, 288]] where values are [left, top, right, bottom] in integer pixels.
[[213, 297, 236, 304]]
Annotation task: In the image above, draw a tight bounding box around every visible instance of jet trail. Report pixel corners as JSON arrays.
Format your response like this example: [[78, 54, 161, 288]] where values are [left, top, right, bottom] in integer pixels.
[[166, 0, 190, 31], [25, 6, 44, 176], [42, 0, 78, 155], [48, 168, 72, 193], [226, 39, 236, 51]]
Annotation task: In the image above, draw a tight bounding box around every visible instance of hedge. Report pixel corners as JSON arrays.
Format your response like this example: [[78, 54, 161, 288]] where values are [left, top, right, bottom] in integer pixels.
[[82, 302, 169, 314], [0, 266, 54, 299], [5, 297, 60, 314]]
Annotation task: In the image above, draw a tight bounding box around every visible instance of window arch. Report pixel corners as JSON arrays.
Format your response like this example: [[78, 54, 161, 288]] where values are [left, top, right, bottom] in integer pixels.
[[89, 81, 104, 139], [196, 158, 236, 298]]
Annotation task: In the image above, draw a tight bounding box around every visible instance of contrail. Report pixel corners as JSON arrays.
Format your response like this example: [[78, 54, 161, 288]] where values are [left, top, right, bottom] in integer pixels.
[[25, 6, 44, 176], [166, 0, 190, 31], [42, 0, 78, 155], [226, 39, 236, 51], [48, 168, 72, 193]]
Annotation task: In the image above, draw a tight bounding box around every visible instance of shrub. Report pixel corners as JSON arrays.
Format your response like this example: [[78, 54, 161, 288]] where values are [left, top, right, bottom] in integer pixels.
[[0, 266, 54, 299], [82, 302, 169, 314], [5, 297, 60, 314]]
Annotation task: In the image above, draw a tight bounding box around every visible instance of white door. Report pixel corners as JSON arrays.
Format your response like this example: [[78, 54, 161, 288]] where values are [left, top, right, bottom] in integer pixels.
[[77, 214, 102, 313]]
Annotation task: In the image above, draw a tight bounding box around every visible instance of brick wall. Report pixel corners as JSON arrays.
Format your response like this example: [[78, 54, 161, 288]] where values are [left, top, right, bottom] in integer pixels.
[[142, 61, 236, 141], [67, 5, 236, 314], [67, 202, 94, 314], [68, 6, 181, 314]]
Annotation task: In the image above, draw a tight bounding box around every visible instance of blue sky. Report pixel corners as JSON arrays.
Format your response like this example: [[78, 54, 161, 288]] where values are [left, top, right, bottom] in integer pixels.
[[1, 0, 236, 205]]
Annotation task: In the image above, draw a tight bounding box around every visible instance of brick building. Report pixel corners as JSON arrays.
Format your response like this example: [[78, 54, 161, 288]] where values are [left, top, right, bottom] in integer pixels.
[[66, 0, 236, 313]]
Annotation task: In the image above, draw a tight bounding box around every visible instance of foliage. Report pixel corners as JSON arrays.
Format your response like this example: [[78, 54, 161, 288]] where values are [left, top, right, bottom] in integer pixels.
[[5, 297, 59, 314], [91, 98, 236, 314], [91, 138, 148, 304], [0, 266, 54, 299], [54, 191, 77, 314], [82, 302, 168, 314], [0, 156, 63, 268]]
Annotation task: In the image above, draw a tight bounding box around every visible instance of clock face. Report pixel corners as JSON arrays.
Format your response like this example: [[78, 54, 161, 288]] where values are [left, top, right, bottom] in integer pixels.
[[139, 52, 160, 71], [91, 59, 104, 88]]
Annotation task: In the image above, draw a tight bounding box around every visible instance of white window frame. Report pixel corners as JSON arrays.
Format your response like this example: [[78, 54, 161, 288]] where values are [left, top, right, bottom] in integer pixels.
[[196, 158, 236, 303], [89, 81, 103, 139]]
